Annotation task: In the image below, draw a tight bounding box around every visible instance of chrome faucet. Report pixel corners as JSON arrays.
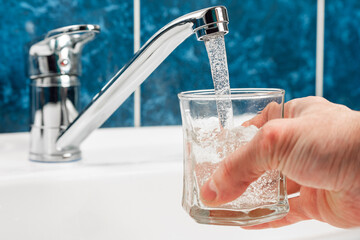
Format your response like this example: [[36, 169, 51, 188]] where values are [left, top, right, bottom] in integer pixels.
[[28, 6, 229, 162]]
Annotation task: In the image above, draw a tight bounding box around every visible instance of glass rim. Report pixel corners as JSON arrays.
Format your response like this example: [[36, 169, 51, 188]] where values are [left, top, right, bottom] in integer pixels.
[[178, 88, 285, 100]]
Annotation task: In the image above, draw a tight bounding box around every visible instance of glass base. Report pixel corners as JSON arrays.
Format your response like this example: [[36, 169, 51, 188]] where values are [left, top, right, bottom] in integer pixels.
[[185, 202, 289, 226]]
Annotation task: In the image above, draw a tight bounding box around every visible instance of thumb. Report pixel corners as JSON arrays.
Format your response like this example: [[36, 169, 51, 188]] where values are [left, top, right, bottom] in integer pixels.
[[200, 119, 288, 206]]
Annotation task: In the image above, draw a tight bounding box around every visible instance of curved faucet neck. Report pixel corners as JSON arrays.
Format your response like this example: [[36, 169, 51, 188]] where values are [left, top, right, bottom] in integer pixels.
[[56, 6, 229, 151]]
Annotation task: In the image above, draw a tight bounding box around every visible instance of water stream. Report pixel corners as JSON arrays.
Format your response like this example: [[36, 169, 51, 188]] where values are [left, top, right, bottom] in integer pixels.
[[204, 34, 234, 129]]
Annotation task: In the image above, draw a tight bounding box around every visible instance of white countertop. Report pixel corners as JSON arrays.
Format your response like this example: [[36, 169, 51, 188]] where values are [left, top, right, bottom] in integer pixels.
[[0, 126, 183, 178], [0, 126, 359, 240]]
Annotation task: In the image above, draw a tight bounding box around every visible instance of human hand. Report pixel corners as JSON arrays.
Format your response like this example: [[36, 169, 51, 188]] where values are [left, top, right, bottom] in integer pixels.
[[200, 96, 360, 228]]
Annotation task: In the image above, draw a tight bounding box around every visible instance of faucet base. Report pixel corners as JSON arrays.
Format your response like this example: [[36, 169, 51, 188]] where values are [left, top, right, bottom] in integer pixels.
[[29, 125, 82, 163], [29, 151, 82, 163]]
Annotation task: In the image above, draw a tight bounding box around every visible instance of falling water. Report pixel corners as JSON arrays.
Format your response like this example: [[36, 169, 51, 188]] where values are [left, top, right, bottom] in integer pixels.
[[204, 34, 233, 129]]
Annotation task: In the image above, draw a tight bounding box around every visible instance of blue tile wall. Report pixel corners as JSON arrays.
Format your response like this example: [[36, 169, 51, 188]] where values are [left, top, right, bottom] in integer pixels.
[[3, 0, 359, 133], [324, 1, 360, 110], [0, 0, 134, 133], [140, 0, 317, 126]]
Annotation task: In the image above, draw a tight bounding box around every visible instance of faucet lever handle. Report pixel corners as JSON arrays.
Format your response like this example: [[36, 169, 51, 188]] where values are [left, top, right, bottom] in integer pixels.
[[29, 24, 100, 78], [45, 24, 100, 39]]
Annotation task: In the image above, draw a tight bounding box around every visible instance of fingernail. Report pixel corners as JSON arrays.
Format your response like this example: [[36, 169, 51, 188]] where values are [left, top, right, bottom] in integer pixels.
[[201, 179, 218, 202]]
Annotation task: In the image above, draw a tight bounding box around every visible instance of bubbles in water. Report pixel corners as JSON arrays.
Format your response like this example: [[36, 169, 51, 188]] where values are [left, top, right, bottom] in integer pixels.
[[195, 162, 279, 209], [189, 122, 280, 210]]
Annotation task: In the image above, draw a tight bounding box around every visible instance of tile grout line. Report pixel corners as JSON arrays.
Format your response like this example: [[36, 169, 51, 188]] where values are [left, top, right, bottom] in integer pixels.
[[134, 0, 141, 127], [316, 0, 325, 97]]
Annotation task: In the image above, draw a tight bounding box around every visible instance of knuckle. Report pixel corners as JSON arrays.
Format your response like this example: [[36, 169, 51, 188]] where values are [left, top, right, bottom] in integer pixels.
[[266, 102, 281, 119], [267, 101, 280, 110], [286, 96, 329, 117], [259, 121, 281, 150], [257, 120, 283, 168], [306, 96, 328, 103]]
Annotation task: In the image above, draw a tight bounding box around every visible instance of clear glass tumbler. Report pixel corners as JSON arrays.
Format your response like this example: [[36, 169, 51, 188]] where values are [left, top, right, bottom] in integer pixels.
[[178, 88, 289, 226]]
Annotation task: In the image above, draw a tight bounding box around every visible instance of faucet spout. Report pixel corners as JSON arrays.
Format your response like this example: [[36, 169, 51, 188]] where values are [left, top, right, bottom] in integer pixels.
[[56, 6, 229, 152]]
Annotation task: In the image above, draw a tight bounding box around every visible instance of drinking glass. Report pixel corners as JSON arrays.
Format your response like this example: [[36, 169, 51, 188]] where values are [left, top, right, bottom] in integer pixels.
[[178, 88, 289, 226]]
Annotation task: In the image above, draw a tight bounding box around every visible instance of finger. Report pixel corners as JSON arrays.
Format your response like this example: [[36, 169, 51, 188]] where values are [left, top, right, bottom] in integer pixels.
[[242, 196, 310, 229], [200, 138, 260, 206], [284, 96, 330, 118], [243, 96, 328, 128], [242, 101, 283, 128], [201, 119, 292, 206]]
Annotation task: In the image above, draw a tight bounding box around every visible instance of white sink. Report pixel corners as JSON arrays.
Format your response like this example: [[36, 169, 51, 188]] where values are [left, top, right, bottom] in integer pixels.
[[0, 126, 358, 240]]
